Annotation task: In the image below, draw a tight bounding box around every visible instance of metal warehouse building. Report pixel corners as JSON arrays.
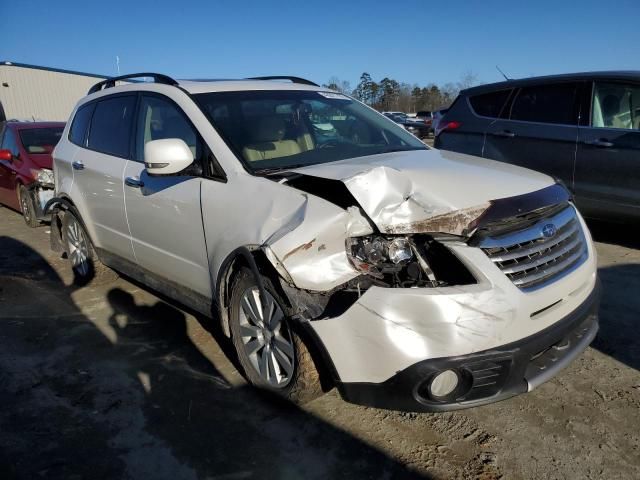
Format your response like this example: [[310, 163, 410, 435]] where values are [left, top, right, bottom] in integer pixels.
[[0, 61, 106, 122]]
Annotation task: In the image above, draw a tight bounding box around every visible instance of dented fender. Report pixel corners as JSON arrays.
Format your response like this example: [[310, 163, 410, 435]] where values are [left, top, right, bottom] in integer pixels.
[[265, 202, 373, 291], [202, 174, 371, 295]]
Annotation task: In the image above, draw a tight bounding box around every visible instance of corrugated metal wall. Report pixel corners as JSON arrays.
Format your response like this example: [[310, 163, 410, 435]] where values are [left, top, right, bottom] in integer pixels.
[[0, 65, 105, 122]]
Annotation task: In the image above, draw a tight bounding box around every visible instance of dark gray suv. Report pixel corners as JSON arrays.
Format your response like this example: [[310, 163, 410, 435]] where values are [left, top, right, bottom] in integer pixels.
[[434, 71, 640, 222]]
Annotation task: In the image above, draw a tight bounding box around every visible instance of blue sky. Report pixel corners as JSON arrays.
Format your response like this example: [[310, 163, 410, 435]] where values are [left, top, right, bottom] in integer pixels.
[[3, 0, 639, 88]]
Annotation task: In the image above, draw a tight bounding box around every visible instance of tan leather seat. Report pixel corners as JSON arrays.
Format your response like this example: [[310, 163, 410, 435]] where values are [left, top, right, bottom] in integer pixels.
[[243, 116, 301, 162]]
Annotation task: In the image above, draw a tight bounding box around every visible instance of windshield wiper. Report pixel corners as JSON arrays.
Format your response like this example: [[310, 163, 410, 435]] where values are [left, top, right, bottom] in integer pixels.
[[254, 164, 310, 175], [376, 146, 425, 154]]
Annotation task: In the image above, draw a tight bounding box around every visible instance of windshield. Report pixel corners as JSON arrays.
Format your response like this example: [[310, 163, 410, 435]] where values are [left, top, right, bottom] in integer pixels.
[[194, 90, 426, 172], [19, 127, 64, 154]]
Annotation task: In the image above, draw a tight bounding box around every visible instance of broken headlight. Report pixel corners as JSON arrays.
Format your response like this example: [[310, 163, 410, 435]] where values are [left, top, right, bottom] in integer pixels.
[[388, 238, 413, 264], [346, 235, 477, 288], [34, 168, 54, 187], [350, 236, 413, 267], [347, 235, 435, 287]]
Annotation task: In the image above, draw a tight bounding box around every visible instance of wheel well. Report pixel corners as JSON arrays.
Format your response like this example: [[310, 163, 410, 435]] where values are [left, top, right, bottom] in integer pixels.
[[15, 180, 24, 199], [48, 196, 78, 254], [216, 247, 290, 337]]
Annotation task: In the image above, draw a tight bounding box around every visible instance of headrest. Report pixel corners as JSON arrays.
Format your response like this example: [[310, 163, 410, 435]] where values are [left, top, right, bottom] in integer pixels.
[[601, 95, 620, 117], [253, 116, 286, 142]]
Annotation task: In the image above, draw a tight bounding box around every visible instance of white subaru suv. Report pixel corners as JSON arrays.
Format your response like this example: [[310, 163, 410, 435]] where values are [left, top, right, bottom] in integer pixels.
[[48, 73, 600, 411]]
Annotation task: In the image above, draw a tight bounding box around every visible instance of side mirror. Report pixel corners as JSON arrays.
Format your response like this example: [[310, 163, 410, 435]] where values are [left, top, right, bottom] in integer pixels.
[[144, 138, 194, 176], [0, 149, 13, 161]]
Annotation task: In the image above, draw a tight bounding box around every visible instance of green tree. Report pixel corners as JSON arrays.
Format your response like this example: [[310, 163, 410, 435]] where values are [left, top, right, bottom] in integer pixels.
[[354, 72, 378, 105], [378, 77, 400, 110], [323, 76, 352, 95]]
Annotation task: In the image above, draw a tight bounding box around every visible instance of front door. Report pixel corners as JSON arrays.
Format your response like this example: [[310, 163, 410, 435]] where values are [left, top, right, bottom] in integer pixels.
[[575, 80, 640, 220], [483, 82, 582, 189], [123, 93, 211, 299]]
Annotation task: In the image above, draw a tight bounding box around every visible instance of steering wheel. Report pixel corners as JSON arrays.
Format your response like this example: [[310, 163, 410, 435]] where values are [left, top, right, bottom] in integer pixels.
[[318, 140, 340, 149]]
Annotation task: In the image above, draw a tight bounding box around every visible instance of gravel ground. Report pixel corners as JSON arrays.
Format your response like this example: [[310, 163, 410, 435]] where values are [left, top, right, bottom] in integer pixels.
[[1, 205, 639, 480]]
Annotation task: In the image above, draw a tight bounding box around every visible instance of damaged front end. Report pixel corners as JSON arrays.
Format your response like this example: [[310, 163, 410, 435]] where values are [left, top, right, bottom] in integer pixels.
[[26, 178, 55, 222], [260, 162, 570, 326]]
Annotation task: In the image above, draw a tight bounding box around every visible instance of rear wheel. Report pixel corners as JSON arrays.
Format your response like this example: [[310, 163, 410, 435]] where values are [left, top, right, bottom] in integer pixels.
[[62, 212, 117, 286], [18, 185, 39, 228], [229, 267, 323, 404]]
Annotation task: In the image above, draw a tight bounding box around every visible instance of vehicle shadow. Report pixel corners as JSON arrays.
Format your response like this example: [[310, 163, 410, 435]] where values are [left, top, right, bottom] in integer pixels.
[[587, 218, 640, 250], [592, 263, 640, 372], [0, 236, 429, 480]]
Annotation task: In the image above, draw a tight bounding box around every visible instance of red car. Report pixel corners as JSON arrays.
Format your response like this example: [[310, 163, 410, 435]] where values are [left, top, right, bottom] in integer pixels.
[[0, 121, 65, 227]]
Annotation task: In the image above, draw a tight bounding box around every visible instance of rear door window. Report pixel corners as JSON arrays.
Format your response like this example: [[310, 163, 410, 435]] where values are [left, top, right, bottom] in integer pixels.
[[469, 90, 512, 118], [591, 82, 640, 130], [69, 103, 95, 147], [509, 83, 579, 125], [88, 95, 136, 157]]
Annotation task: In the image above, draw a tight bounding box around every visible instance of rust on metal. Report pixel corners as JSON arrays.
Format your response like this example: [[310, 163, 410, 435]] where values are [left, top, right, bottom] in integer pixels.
[[282, 238, 316, 262], [384, 204, 489, 236]]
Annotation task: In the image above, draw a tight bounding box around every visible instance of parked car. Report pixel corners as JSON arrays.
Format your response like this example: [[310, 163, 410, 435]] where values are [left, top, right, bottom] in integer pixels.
[[415, 110, 433, 132], [434, 71, 640, 221], [48, 73, 599, 412], [383, 112, 430, 138], [0, 121, 64, 226], [431, 108, 449, 135]]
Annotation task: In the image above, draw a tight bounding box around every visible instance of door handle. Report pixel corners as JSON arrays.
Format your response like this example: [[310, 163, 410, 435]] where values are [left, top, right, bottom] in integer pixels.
[[125, 176, 144, 188], [584, 139, 614, 148], [491, 130, 516, 138], [72, 161, 84, 170]]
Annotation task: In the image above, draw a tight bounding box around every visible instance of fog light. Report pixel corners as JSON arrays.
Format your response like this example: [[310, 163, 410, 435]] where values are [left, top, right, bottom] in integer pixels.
[[429, 370, 459, 398]]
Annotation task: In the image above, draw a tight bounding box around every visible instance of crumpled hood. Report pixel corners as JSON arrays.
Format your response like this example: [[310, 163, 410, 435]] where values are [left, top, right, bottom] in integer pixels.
[[290, 148, 555, 235]]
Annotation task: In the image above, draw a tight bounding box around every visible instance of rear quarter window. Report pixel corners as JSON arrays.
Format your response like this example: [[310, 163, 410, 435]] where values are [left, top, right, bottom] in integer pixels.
[[509, 83, 579, 125], [69, 103, 95, 147], [87, 95, 136, 158], [469, 90, 512, 118]]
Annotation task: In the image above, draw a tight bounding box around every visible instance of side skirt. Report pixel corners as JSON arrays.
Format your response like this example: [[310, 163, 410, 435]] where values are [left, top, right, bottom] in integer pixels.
[[96, 248, 214, 318]]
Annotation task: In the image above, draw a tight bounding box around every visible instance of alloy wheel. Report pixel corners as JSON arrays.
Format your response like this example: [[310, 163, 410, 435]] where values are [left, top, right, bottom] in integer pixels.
[[239, 287, 295, 387], [20, 192, 31, 223], [66, 217, 90, 277]]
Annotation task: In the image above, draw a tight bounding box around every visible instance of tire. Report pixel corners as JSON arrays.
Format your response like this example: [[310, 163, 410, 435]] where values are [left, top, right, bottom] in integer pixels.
[[229, 267, 323, 404], [62, 211, 118, 286], [18, 185, 39, 228]]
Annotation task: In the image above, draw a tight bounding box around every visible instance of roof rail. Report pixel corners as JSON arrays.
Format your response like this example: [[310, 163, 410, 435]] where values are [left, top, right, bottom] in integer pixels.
[[247, 76, 319, 87], [88, 72, 178, 94]]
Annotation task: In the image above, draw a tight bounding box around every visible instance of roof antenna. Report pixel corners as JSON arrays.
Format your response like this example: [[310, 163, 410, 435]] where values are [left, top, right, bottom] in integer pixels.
[[116, 56, 121, 76], [496, 65, 510, 81]]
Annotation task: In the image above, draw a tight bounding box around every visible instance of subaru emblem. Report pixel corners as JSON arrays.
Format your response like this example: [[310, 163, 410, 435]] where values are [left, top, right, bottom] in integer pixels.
[[542, 223, 557, 238]]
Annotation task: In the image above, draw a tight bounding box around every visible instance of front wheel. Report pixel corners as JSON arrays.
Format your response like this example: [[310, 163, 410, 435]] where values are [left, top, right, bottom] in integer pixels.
[[18, 185, 39, 228], [229, 268, 324, 404]]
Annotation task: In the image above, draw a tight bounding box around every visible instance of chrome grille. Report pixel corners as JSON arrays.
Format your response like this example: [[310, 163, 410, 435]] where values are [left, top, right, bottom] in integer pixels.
[[479, 206, 588, 290]]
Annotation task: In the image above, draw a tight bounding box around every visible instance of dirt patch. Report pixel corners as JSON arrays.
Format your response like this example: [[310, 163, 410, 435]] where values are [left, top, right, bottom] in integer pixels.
[[1, 208, 639, 479]]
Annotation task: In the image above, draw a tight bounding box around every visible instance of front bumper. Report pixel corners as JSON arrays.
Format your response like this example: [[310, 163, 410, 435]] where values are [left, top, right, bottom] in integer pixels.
[[337, 280, 600, 412], [26, 182, 54, 220]]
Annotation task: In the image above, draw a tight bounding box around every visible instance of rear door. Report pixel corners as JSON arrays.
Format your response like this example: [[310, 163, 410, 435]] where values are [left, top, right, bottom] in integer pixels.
[[483, 82, 581, 186], [575, 80, 640, 219], [123, 93, 211, 298], [70, 94, 136, 261]]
